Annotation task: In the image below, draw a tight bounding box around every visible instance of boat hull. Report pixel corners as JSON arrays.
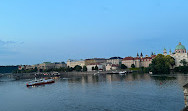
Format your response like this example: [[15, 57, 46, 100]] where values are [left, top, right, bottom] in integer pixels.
[[26, 80, 55, 87]]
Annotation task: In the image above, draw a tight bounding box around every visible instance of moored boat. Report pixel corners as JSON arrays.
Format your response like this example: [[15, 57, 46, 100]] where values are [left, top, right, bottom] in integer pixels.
[[119, 71, 127, 75], [26, 78, 55, 87], [149, 71, 153, 75]]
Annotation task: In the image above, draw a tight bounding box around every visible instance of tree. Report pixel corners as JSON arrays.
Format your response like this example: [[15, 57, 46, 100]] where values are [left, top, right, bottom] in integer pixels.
[[131, 64, 135, 68], [180, 59, 187, 66], [95, 65, 98, 71], [74, 65, 82, 72], [140, 66, 144, 72], [83, 66, 87, 72], [121, 64, 127, 69], [165, 55, 175, 68], [65, 66, 73, 72], [149, 54, 175, 74]]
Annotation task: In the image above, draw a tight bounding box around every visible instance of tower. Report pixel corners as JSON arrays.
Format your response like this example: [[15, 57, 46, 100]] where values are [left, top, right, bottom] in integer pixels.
[[163, 48, 167, 56], [169, 49, 172, 55], [140, 52, 143, 58], [137, 53, 139, 57]]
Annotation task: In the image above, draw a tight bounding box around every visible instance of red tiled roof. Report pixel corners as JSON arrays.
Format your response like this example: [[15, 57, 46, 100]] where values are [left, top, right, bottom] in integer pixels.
[[142, 57, 152, 59], [111, 64, 119, 67], [123, 57, 134, 60], [152, 55, 156, 58], [134, 57, 140, 60]]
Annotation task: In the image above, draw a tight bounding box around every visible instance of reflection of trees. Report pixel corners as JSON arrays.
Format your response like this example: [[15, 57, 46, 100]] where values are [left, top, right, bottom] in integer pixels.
[[151, 75, 177, 87], [151, 76, 176, 81]]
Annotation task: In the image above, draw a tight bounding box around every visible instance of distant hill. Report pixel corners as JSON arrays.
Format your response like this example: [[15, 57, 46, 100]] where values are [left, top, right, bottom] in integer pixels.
[[0, 66, 18, 73]]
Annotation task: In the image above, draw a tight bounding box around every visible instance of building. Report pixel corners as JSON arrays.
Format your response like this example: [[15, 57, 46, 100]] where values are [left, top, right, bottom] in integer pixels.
[[67, 59, 85, 68], [86, 63, 105, 71], [54, 62, 67, 68], [37, 62, 56, 70], [106, 64, 119, 71], [106, 57, 123, 65], [19, 62, 67, 71], [163, 42, 188, 67], [85, 58, 107, 65], [18, 65, 26, 70], [122, 53, 156, 68], [122, 57, 134, 68]]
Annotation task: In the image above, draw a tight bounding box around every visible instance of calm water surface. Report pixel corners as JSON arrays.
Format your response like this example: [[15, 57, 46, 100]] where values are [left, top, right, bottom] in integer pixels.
[[0, 74, 187, 111]]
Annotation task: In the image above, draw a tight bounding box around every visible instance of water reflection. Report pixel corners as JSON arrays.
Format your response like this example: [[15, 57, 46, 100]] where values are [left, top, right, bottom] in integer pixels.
[[0, 73, 187, 111], [63, 74, 182, 86]]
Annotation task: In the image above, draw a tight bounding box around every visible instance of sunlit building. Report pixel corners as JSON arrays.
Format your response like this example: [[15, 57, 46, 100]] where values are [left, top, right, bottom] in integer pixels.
[[122, 53, 156, 68], [67, 59, 85, 68], [164, 42, 188, 67]]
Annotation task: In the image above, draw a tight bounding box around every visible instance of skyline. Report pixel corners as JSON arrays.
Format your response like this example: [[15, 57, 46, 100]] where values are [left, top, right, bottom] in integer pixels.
[[0, 0, 188, 65]]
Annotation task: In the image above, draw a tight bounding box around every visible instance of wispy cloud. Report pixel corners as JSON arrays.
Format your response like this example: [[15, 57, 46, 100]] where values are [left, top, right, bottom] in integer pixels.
[[0, 40, 23, 55], [0, 40, 16, 45]]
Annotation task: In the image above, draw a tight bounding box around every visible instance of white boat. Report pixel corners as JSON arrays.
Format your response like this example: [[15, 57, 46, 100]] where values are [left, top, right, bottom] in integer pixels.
[[149, 71, 153, 75], [51, 72, 60, 76], [26, 78, 55, 87], [119, 71, 127, 75]]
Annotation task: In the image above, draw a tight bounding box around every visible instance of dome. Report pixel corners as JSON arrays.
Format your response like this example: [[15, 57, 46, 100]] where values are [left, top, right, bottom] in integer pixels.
[[175, 42, 186, 50]]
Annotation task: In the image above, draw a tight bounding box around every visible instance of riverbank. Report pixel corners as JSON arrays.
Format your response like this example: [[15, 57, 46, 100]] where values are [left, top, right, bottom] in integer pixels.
[[3, 70, 131, 79]]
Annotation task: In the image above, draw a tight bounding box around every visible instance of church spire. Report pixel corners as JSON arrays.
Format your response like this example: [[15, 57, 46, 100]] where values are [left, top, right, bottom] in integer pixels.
[[163, 48, 167, 56], [140, 52, 143, 57], [137, 53, 139, 57], [169, 49, 172, 55]]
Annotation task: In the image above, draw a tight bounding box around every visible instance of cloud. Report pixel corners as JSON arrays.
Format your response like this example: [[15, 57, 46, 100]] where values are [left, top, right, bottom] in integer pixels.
[[0, 40, 22, 55], [0, 40, 14, 45]]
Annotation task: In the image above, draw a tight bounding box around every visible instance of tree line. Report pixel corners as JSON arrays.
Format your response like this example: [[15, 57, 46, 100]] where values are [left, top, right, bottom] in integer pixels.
[[0, 66, 18, 73]]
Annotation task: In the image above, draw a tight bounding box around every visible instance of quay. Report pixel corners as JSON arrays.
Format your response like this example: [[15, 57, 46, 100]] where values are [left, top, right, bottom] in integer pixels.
[[1, 70, 131, 80]]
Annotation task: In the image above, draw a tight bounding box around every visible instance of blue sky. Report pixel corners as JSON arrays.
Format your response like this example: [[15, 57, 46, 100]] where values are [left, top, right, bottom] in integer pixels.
[[0, 0, 188, 65]]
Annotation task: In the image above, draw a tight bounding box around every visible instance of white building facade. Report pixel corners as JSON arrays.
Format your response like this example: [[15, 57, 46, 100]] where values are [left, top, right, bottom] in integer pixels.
[[164, 42, 188, 67], [67, 59, 85, 68]]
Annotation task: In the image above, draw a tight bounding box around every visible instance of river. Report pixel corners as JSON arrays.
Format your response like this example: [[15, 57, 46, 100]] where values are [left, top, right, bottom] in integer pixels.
[[0, 73, 187, 111]]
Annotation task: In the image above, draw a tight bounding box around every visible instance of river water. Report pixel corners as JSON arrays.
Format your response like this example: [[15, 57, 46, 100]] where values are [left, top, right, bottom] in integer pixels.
[[0, 74, 187, 111]]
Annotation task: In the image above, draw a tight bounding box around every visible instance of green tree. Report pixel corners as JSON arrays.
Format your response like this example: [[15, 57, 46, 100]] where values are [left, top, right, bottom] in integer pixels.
[[121, 64, 127, 69], [149, 54, 175, 74], [95, 65, 98, 71], [131, 64, 135, 68], [74, 65, 82, 72], [65, 66, 73, 72], [165, 55, 175, 68], [180, 59, 187, 66], [83, 66, 87, 72]]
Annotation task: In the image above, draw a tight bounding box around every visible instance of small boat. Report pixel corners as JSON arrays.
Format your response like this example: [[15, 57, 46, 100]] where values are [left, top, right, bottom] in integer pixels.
[[26, 78, 55, 87], [51, 72, 60, 76], [119, 71, 127, 75], [149, 71, 153, 75]]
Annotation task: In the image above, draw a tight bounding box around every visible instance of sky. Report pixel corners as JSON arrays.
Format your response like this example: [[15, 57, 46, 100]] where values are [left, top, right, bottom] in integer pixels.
[[0, 0, 188, 65]]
